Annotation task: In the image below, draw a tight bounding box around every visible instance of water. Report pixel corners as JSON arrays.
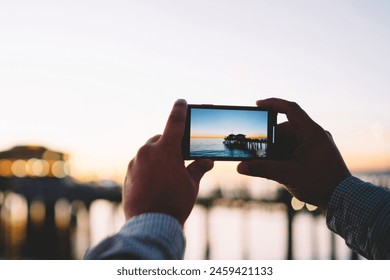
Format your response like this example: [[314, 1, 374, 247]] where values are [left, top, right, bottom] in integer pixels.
[[183, 205, 355, 260], [5, 171, 388, 259], [190, 138, 265, 158]]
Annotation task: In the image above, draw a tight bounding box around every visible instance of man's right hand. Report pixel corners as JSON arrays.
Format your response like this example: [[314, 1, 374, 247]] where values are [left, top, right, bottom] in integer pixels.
[[237, 98, 351, 209]]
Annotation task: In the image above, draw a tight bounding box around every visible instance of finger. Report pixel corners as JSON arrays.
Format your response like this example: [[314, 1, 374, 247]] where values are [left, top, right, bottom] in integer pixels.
[[145, 134, 162, 144], [237, 159, 298, 185], [187, 159, 214, 186], [256, 98, 318, 132], [276, 121, 296, 139], [276, 121, 300, 145], [160, 99, 188, 149], [124, 159, 135, 185]]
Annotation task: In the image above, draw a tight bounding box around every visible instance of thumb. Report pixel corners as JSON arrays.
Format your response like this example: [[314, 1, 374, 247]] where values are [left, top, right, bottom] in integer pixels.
[[237, 160, 297, 185], [187, 159, 214, 185]]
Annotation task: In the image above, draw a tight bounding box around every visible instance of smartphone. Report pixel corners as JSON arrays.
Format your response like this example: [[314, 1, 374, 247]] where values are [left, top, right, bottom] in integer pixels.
[[182, 104, 277, 160]]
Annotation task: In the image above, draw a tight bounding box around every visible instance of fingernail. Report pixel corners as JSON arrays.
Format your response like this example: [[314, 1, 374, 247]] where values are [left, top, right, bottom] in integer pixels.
[[237, 163, 248, 174], [206, 159, 214, 169], [175, 99, 187, 105]]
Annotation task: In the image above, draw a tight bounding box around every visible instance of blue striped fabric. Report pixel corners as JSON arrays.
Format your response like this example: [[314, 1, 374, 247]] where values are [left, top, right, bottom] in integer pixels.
[[327, 176, 390, 259], [84, 213, 184, 260]]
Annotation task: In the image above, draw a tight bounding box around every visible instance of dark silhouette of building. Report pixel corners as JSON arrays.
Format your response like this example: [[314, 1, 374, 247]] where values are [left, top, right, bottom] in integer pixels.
[[223, 134, 267, 154]]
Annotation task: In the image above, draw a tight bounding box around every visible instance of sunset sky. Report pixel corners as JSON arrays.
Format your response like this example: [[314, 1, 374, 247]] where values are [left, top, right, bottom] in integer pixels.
[[190, 108, 268, 138], [0, 0, 389, 184]]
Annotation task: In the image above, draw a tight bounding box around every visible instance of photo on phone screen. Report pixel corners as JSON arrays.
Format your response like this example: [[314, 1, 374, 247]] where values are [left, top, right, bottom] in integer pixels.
[[182, 105, 277, 160]]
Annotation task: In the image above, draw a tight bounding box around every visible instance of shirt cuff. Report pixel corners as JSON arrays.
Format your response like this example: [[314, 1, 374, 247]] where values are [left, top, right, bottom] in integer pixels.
[[326, 176, 363, 232], [326, 175, 390, 259], [84, 213, 185, 260]]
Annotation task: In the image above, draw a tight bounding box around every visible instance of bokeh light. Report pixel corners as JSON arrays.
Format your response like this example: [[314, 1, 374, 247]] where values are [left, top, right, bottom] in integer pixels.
[[0, 159, 13, 177], [11, 160, 27, 178], [29, 199, 46, 227]]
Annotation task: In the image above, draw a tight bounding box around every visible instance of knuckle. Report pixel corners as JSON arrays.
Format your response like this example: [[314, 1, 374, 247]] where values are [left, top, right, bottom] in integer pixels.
[[287, 101, 302, 113], [146, 134, 161, 144], [136, 144, 154, 159], [138, 144, 150, 154], [127, 159, 135, 171], [313, 127, 332, 142], [324, 130, 333, 138]]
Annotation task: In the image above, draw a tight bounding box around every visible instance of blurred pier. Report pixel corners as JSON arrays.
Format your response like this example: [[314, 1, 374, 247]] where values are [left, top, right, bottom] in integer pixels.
[[0, 145, 388, 259], [0, 146, 121, 259]]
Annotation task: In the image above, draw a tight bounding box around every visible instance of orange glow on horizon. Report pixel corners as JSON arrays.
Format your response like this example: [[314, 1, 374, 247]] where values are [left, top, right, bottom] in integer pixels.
[[344, 153, 390, 173], [190, 134, 225, 139], [191, 134, 267, 139]]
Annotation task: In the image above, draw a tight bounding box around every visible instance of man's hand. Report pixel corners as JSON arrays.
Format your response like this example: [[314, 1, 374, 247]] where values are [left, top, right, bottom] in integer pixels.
[[237, 98, 351, 209], [123, 99, 214, 226]]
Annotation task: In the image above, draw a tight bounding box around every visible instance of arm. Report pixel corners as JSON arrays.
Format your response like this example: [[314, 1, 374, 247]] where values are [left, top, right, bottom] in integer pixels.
[[327, 176, 390, 260], [84, 213, 184, 259], [84, 99, 213, 260]]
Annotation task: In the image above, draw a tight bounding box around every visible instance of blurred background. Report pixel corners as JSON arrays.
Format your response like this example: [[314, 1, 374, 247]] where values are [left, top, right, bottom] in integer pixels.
[[0, 0, 389, 259]]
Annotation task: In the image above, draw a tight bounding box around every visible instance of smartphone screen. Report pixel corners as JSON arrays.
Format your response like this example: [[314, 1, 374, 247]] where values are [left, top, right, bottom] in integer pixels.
[[182, 104, 277, 160]]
